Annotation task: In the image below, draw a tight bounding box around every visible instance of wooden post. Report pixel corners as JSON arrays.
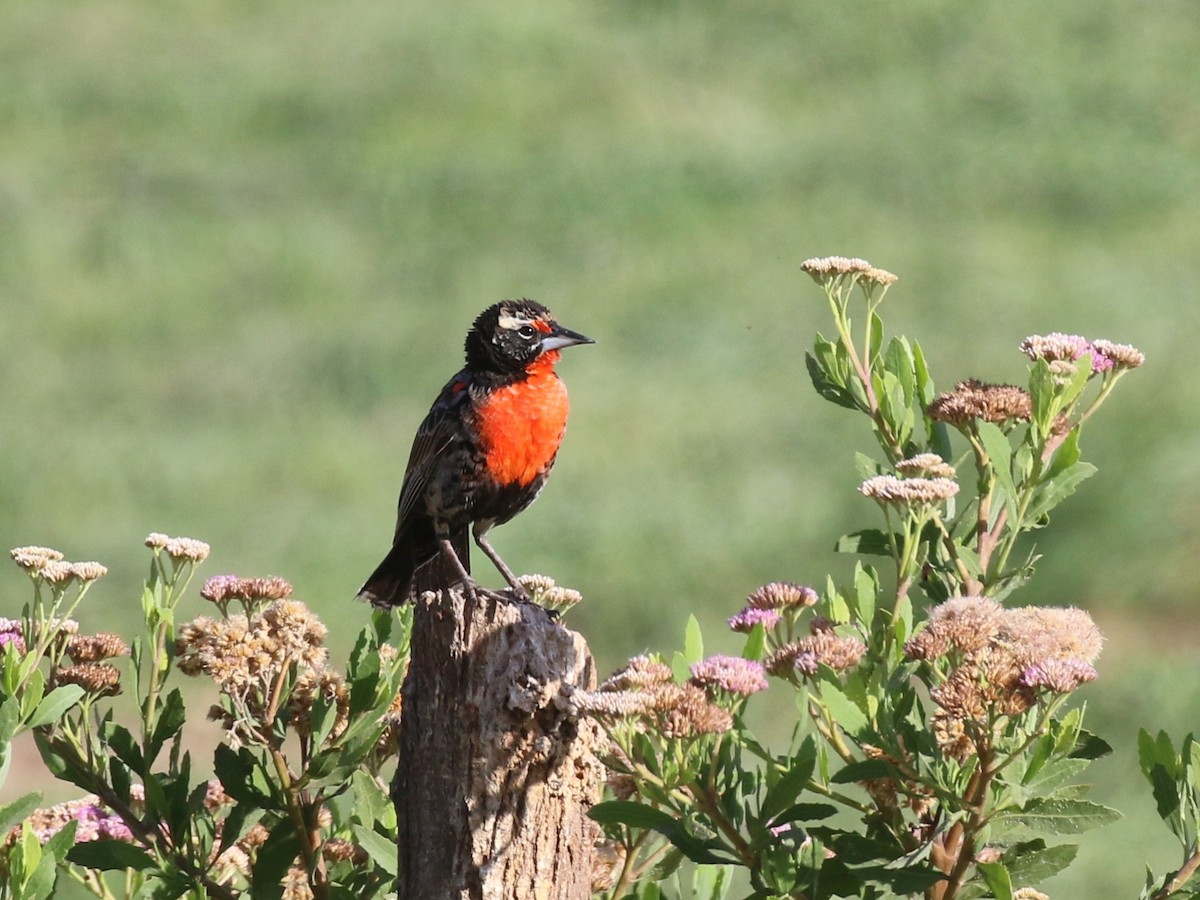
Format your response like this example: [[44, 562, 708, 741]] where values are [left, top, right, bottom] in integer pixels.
[[393, 589, 603, 900]]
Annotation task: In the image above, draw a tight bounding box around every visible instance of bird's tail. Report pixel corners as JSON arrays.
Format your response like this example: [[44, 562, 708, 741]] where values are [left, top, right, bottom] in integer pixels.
[[355, 525, 470, 608]]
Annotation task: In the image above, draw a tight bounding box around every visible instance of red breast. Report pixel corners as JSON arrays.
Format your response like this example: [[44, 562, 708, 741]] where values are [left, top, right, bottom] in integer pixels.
[[475, 351, 570, 487]]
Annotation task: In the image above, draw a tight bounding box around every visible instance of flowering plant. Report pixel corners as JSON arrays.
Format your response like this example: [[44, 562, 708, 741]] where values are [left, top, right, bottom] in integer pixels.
[[0, 537, 407, 899], [581, 258, 1191, 900]]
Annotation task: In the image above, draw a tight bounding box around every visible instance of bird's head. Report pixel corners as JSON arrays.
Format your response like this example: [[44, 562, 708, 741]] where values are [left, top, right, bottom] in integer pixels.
[[465, 299, 593, 374]]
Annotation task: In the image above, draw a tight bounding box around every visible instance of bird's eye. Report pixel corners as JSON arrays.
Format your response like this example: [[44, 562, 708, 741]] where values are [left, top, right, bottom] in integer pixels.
[[517, 324, 537, 339]]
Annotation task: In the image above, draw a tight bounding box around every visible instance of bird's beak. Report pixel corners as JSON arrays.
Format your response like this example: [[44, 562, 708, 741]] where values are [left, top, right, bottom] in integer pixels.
[[542, 324, 594, 352]]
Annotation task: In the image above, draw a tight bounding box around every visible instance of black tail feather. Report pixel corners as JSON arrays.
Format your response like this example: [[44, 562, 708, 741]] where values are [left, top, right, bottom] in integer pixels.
[[356, 526, 470, 607]]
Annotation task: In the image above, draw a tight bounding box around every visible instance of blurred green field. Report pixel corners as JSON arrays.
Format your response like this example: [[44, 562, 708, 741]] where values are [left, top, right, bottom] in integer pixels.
[[2, 1, 1199, 896]]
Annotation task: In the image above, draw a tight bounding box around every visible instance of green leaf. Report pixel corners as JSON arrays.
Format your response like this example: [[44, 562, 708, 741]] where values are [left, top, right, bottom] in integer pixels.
[[1071, 728, 1113, 761], [690, 864, 733, 900], [1002, 839, 1079, 887], [26, 684, 84, 729], [1022, 758, 1090, 799], [806, 348, 857, 410], [351, 824, 398, 876], [976, 861, 1013, 900], [590, 800, 678, 830], [991, 797, 1120, 840], [831, 759, 895, 784], [853, 562, 877, 630], [976, 422, 1017, 518], [740, 623, 766, 662], [1026, 462, 1097, 521], [214, 744, 271, 805], [0, 791, 41, 834], [885, 336, 916, 407], [146, 688, 186, 765], [760, 758, 815, 822], [251, 819, 303, 900], [588, 801, 735, 866], [1044, 425, 1082, 479], [103, 723, 143, 774], [768, 802, 837, 824], [817, 684, 868, 738], [67, 839, 157, 871], [834, 529, 898, 557]]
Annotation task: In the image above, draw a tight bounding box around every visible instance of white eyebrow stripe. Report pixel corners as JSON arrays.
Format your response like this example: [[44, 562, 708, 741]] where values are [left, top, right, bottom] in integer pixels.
[[498, 314, 532, 330]]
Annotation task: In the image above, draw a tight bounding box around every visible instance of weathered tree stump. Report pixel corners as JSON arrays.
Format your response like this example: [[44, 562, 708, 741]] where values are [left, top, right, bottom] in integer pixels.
[[393, 588, 603, 900]]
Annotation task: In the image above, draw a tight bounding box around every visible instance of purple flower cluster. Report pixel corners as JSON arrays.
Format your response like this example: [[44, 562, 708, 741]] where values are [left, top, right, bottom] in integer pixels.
[[689, 655, 768, 696], [728, 607, 782, 633], [0, 618, 25, 655]]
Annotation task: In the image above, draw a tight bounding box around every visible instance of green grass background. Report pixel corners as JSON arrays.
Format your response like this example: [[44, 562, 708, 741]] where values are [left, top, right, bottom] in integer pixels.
[[2, 1, 1199, 896]]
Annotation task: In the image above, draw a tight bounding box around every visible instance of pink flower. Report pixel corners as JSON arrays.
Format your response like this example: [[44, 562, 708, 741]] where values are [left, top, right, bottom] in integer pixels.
[[728, 607, 782, 633], [689, 655, 768, 696]]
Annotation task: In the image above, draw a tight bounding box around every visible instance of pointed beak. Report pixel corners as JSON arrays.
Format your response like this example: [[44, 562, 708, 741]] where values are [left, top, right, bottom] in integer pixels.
[[541, 323, 594, 352]]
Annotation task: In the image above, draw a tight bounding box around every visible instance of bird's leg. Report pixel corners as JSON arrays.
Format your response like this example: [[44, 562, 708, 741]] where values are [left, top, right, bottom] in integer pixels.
[[436, 536, 510, 604], [472, 525, 531, 602]]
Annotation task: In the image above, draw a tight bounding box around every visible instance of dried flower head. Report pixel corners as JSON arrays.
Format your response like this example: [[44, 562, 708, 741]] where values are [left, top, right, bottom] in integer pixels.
[[201, 574, 294, 606], [322, 838, 368, 866], [592, 840, 628, 894], [165, 536, 211, 563], [38, 560, 79, 586], [1020, 333, 1111, 374], [658, 683, 734, 738], [1090, 338, 1145, 370], [927, 380, 1033, 426], [175, 598, 331, 738], [905, 596, 1005, 660], [67, 633, 131, 663], [920, 602, 1104, 760], [746, 581, 819, 610], [765, 633, 866, 678], [689, 655, 768, 697], [5, 796, 134, 847], [801, 256, 897, 286], [10, 546, 65, 572], [289, 668, 350, 741], [895, 453, 956, 480], [71, 562, 108, 582], [571, 688, 661, 717], [859, 475, 959, 506], [52, 663, 122, 697], [518, 574, 583, 613], [1019, 658, 1098, 693], [598, 655, 673, 692], [0, 631, 26, 655], [728, 606, 783, 633]]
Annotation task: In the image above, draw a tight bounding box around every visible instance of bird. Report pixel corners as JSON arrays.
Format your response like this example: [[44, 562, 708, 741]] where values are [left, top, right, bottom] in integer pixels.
[[356, 299, 593, 608]]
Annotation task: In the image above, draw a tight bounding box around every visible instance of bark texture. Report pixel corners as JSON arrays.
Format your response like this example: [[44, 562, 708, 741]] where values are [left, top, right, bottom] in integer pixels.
[[393, 589, 603, 900]]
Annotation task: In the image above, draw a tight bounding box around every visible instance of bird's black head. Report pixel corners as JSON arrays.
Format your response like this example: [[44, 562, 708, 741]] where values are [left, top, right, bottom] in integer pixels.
[[464, 299, 593, 374]]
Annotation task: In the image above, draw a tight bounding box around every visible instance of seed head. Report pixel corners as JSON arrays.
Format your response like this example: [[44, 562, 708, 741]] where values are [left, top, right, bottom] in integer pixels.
[[801, 256, 898, 286], [518, 574, 583, 613], [746, 581, 819, 610], [927, 380, 1032, 426], [1020, 333, 1111, 374], [10, 546, 65, 572], [728, 606, 783, 633], [765, 633, 866, 677], [895, 453, 956, 480], [67, 633, 130, 663], [52, 663, 122, 697], [598, 655, 674, 692], [1090, 338, 1145, 370], [859, 475, 959, 506], [689, 655, 768, 696]]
